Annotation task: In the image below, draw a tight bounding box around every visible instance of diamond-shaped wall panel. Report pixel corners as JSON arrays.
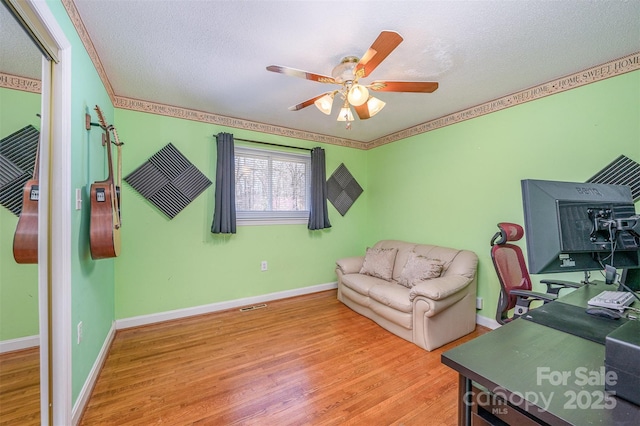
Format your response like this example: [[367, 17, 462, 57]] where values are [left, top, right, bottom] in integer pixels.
[[0, 125, 39, 215], [0, 155, 24, 190], [125, 143, 212, 219], [588, 155, 640, 202], [326, 163, 363, 216]]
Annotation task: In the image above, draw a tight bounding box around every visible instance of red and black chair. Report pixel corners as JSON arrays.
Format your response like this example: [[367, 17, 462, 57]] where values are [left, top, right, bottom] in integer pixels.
[[490, 222, 582, 325]]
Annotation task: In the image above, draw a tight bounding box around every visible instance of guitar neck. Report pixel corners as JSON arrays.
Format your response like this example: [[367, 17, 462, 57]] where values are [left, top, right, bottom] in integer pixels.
[[94, 105, 115, 184], [111, 126, 123, 189], [103, 130, 115, 183]]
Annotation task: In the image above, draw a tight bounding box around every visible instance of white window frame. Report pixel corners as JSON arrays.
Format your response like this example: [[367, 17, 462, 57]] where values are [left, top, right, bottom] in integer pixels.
[[235, 145, 311, 225]]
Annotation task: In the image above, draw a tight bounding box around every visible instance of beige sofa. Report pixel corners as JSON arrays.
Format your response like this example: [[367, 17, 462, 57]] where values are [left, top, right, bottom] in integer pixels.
[[336, 240, 478, 351]]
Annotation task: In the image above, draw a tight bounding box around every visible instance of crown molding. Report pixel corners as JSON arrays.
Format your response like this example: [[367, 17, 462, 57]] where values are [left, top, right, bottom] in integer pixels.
[[113, 96, 367, 149], [61, 0, 115, 101]]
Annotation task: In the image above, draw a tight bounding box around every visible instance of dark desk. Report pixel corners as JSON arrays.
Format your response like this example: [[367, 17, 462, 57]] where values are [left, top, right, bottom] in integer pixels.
[[442, 282, 640, 425]]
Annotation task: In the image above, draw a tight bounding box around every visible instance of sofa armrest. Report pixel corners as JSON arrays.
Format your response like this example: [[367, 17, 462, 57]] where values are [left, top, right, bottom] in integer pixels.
[[409, 275, 472, 301], [336, 256, 365, 275]]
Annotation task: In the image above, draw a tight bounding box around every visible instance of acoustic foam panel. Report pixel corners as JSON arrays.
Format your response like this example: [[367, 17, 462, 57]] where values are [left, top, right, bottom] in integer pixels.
[[588, 155, 640, 202], [125, 143, 211, 219], [0, 125, 39, 215], [326, 163, 363, 216]]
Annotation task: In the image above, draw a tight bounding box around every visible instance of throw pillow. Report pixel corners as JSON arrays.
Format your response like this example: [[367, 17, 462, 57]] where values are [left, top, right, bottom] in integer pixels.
[[359, 247, 398, 281], [397, 252, 444, 288]]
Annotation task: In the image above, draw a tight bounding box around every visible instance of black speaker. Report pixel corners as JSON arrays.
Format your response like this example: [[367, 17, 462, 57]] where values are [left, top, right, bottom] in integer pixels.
[[605, 320, 640, 406]]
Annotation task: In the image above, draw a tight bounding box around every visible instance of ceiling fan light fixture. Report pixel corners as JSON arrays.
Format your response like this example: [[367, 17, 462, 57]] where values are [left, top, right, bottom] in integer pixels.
[[331, 56, 359, 83], [347, 84, 369, 106], [314, 93, 334, 115], [366, 96, 386, 117], [336, 104, 354, 122]]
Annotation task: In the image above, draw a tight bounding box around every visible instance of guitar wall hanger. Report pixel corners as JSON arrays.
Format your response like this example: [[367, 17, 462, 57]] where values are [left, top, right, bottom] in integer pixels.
[[86, 114, 126, 149], [85, 112, 101, 131]]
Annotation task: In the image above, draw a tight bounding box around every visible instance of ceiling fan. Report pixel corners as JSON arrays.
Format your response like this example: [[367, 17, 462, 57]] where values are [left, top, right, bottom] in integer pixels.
[[267, 30, 438, 129]]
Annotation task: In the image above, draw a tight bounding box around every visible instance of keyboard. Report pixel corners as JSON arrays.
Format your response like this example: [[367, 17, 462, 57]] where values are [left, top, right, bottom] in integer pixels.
[[588, 291, 635, 310]]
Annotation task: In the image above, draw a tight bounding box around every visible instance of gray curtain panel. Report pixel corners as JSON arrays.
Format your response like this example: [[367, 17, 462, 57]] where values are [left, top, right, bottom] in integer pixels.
[[308, 147, 331, 230], [211, 133, 236, 234]]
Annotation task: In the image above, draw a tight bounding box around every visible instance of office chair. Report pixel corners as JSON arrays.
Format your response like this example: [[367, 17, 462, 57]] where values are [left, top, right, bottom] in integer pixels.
[[490, 222, 583, 324]]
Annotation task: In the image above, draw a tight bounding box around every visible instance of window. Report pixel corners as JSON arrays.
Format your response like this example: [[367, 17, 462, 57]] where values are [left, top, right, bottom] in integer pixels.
[[235, 146, 310, 225]]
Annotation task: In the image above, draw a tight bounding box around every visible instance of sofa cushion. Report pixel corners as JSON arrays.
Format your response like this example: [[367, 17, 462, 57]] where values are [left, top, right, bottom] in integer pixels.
[[341, 273, 388, 297], [412, 245, 461, 276], [359, 247, 398, 281], [368, 282, 412, 313], [372, 240, 418, 281], [397, 252, 444, 288]]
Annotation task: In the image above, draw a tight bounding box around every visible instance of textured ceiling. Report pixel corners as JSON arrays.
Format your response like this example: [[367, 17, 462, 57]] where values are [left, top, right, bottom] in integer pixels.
[[2, 1, 640, 145]]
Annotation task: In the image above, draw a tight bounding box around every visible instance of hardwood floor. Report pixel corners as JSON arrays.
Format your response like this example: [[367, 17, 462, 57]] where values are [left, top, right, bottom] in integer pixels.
[[79, 290, 489, 425], [0, 291, 489, 425], [0, 346, 39, 425]]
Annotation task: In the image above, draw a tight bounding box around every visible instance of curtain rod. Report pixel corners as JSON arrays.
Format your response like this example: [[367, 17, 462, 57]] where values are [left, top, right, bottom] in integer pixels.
[[217, 134, 312, 152]]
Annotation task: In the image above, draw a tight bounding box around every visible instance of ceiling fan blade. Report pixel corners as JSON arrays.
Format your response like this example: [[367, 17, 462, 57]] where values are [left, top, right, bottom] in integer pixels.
[[267, 65, 337, 84], [353, 103, 371, 120], [288, 93, 327, 111], [356, 31, 403, 78], [369, 81, 439, 93]]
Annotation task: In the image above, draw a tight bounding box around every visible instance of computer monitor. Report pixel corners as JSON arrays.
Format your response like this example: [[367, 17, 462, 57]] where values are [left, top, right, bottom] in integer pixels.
[[521, 179, 640, 275], [620, 268, 640, 292]]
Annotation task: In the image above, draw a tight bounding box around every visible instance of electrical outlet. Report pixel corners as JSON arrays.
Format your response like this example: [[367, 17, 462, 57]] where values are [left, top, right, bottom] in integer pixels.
[[75, 188, 82, 210], [77, 321, 83, 344], [476, 297, 483, 310], [261, 261, 268, 271]]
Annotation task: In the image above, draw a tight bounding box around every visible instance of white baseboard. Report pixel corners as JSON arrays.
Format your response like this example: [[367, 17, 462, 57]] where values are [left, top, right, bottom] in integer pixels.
[[116, 282, 338, 330], [0, 335, 39, 354], [476, 314, 500, 330], [71, 322, 116, 426]]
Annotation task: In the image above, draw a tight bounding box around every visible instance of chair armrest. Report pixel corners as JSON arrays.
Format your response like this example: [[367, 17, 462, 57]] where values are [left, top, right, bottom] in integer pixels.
[[409, 275, 471, 301], [510, 289, 557, 303], [336, 256, 365, 275], [540, 279, 582, 296], [540, 279, 582, 288]]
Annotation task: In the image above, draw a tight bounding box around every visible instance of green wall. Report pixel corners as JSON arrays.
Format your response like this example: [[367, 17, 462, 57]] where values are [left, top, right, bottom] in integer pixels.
[[113, 70, 639, 325], [0, 87, 41, 341], [113, 109, 369, 319], [365, 70, 640, 320], [47, 0, 116, 405]]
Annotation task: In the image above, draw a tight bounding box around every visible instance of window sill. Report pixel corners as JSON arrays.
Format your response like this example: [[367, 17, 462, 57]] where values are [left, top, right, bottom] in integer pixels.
[[237, 214, 309, 226]]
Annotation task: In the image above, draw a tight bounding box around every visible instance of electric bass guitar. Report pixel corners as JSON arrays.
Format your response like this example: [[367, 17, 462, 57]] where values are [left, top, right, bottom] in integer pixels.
[[12, 134, 40, 264], [89, 105, 121, 259]]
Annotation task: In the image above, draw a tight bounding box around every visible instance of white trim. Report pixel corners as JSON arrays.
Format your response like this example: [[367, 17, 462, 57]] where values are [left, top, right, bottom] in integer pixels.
[[50, 41, 73, 426], [38, 55, 52, 426], [476, 314, 500, 330], [116, 282, 338, 330], [21, 0, 73, 424], [237, 216, 309, 226], [0, 335, 39, 353], [71, 322, 116, 426]]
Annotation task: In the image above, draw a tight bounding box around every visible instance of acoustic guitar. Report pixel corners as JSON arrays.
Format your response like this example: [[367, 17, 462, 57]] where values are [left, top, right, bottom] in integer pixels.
[[12, 135, 40, 264], [89, 105, 121, 259]]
